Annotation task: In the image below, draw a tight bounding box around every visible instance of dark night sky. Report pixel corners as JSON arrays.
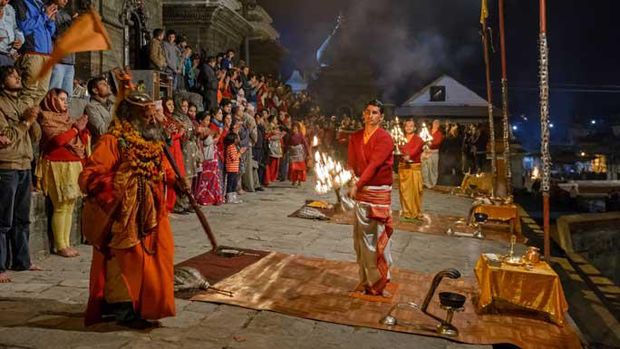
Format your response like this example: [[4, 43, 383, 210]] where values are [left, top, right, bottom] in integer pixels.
[[259, 0, 620, 150]]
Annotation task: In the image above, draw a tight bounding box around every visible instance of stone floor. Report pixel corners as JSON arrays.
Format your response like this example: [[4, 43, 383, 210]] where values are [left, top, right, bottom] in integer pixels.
[[0, 181, 529, 349]]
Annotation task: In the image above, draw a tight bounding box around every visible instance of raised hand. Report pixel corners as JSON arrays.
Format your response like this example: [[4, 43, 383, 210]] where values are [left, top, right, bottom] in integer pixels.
[[23, 106, 40, 124], [74, 115, 89, 131], [45, 4, 58, 19]]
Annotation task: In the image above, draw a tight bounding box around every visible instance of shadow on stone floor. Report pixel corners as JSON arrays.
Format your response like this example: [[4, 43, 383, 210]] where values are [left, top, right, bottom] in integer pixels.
[[0, 297, 156, 334]]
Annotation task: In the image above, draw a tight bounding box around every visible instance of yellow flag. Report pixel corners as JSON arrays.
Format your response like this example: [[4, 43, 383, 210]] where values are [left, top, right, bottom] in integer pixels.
[[480, 0, 489, 24], [37, 11, 112, 80]]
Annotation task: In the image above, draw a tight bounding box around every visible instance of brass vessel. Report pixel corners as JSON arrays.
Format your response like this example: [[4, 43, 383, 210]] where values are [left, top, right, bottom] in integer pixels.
[[523, 246, 541, 264]]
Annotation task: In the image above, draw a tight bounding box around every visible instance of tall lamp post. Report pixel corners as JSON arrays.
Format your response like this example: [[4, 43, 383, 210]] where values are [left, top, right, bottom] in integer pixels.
[[499, 0, 512, 195], [481, 0, 497, 193], [538, 0, 552, 261]]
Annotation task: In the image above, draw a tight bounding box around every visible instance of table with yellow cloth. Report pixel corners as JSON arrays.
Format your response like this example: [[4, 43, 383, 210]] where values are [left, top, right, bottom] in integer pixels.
[[474, 254, 569, 325], [471, 203, 522, 235]]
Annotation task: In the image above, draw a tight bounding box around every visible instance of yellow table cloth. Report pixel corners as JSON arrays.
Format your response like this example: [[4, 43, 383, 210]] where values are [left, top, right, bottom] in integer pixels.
[[472, 203, 522, 235], [474, 254, 569, 325]]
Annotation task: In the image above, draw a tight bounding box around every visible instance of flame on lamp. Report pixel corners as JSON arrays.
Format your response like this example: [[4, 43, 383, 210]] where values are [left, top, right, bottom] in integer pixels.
[[531, 166, 541, 180], [389, 116, 407, 147], [314, 150, 354, 194], [312, 135, 319, 147], [419, 122, 433, 142]]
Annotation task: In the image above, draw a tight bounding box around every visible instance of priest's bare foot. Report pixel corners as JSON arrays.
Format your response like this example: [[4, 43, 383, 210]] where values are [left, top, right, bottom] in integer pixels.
[[352, 282, 366, 293], [0, 272, 11, 283]]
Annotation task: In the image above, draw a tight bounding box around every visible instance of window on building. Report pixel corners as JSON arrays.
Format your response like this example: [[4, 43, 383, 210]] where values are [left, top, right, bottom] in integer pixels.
[[430, 86, 446, 102]]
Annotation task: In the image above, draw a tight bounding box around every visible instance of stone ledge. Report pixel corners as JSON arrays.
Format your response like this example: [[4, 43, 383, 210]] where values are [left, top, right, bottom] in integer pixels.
[[29, 192, 83, 261], [554, 211, 620, 253]]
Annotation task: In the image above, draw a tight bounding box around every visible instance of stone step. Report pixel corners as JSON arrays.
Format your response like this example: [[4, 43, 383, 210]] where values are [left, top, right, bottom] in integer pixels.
[[28, 192, 84, 260]]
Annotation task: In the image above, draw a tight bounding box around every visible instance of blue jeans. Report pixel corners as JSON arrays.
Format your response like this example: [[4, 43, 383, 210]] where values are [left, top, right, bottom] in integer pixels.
[[49, 63, 75, 96], [0, 170, 33, 273]]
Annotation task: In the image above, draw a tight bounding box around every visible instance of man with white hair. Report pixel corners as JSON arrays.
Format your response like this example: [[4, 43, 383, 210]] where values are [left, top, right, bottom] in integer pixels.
[[422, 119, 444, 188], [241, 103, 260, 191]]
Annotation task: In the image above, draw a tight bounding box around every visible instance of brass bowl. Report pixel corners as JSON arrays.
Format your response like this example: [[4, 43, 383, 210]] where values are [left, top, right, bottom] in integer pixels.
[[439, 292, 466, 309]]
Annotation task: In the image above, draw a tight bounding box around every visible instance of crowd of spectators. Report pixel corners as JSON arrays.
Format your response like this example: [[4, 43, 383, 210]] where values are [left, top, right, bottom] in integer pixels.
[[0, 0, 340, 283]]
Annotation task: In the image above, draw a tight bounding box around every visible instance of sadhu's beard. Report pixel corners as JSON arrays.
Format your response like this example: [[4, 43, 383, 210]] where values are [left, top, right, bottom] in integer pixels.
[[128, 114, 164, 141]]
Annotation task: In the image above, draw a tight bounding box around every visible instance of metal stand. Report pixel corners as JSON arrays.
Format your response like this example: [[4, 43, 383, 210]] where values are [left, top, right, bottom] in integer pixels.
[[437, 305, 464, 337]]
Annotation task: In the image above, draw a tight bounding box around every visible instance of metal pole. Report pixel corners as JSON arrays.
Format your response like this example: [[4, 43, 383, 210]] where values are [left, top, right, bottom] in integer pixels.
[[539, 0, 551, 261], [481, 18, 497, 185], [499, 0, 512, 195]]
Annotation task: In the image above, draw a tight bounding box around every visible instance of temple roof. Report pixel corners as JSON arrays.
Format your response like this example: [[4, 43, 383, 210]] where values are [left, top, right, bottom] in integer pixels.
[[285, 70, 308, 92], [396, 75, 501, 119]]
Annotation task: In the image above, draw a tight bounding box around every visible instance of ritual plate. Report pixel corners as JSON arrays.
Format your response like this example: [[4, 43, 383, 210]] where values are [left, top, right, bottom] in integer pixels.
[[503, 256, 525, 266], [307, 201, 332, 209]]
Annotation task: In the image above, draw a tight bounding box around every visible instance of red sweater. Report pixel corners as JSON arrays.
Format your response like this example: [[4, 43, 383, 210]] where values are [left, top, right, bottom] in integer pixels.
[[429, 130, 444, 150], [225, 144, 240, 173], [400, 134, 424, 163], [347, 128, 394, 190], [43, 128, 90, 162]]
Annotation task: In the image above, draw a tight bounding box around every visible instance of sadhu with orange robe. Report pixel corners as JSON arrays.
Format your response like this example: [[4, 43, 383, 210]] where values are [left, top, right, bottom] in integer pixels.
[[398, 119, 425, 222], [347, 100, 394, 296], [79, 90, 188, 329]]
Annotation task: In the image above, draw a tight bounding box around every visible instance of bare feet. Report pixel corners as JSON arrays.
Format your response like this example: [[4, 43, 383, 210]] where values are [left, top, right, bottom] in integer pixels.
[[56, 248, 78, 258], [28, 264, 43, 271], [0, 271, 11, 283], [68, 247, 80, 257]]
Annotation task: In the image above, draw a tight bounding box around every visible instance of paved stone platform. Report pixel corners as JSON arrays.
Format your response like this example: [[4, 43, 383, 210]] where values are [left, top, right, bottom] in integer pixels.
[[0, 181, 525, 349]]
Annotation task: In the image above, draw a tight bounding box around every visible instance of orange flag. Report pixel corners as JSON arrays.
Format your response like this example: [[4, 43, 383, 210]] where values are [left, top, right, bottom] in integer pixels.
[[37, 10, 112, 80]]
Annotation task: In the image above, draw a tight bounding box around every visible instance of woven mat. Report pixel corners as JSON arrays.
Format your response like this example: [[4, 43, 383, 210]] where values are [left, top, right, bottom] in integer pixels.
[[191, 252, 580, 349], [175, 247, 269, 299], [329, 209, 526, 244]]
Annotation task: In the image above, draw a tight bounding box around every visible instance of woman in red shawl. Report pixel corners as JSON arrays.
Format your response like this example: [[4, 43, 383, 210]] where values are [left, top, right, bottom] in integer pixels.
[[161, 97, 186, 212], [36, 88, 90, 257], [288, 122, 309, 186]]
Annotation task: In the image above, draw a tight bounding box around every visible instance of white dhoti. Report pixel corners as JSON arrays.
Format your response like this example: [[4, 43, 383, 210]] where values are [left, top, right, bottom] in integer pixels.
[[353, 185, 393, 294], [422, 149, 440, 188]]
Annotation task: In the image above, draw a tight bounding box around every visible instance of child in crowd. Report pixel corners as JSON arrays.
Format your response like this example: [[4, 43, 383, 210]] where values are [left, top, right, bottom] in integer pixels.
[[224, 132, 246, 204]]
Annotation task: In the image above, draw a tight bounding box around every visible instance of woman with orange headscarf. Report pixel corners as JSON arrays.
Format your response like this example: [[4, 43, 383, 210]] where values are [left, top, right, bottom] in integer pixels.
[[36, 88, 90, 257]]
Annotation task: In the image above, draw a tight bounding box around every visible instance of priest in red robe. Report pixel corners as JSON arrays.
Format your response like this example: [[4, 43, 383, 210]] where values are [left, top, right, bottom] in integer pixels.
[[347, 100, 394, 296], [398, 119, 425, 221]]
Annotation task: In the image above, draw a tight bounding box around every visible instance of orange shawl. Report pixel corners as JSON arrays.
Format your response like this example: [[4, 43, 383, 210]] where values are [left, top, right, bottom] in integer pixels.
[[39, 89, 86, 158]]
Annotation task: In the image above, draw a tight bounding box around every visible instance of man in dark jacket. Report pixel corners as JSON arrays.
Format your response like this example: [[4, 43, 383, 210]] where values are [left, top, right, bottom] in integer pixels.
[[199, 56, 217, 111], [48, 0, 74, 96]]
